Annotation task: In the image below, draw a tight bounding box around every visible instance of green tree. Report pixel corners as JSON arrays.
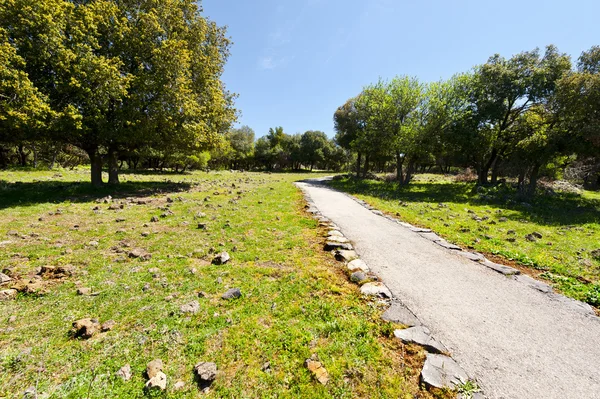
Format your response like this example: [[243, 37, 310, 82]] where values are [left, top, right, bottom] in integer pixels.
[[227, 125, 255, 169], [300, 130, 328, 171]]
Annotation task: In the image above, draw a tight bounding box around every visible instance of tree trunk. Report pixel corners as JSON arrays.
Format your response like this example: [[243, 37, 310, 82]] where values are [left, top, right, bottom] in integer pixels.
[[32, 145, 38, 168], [490, 157, 501, 185], [395, 151, 404, 183], [478, 149, 499, 185], [356, 152, 362, 177], [517, 169, 526, 192], [108, 147, 119, 184], [401, 160, 416, 185], [87, 148, 103, 187], [18, 144, 28, 167], [526, 163, 541, 196], [363, 154, 370, 178]]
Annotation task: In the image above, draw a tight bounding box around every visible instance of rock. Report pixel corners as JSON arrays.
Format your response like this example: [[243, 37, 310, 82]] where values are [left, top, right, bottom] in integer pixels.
[[531, 231, 543, 239], [498, 217, 508, 222], [108, 204, 122, 210], [360, 282, 392, 298], [23, 386, 37, 398], [72, 318, 100, 339], [150, 216, 159, 223], [372, 210, 384, 216], [146, 359, 164, 379], [327, 230, 344, 237], [116, 364, 132, 381], [194, 361, 217, 388], [129, 248, 152, 261], [180, 301, 200, 314], [77, 287, 92, 296], [173, 380, 186, 390], [38, 265, 73, 279], [525, 234, 537, 242], [324, 241, 353, 251], [480, 259, 520, 276], [382, 302, 421, 326], [88, 240, 99, 247], [591, 249, 600, 259], [304, 359, 329, 385], [347, 259, 369, 273], [326, 235, 350, 244], [457, 251, 484, 262], [141, 232, 150, 237], [394, 326, 447, 353], [515, 275, 553, 294], [212, 252, 230, 265], [145, 372, 167, 390], [420, 353, 468, 389], [0, 289, 17, 301], [0, 272, 12, 285], [8, 315, 17, 323], [101, 320, 116, 331], [197, 223, 208, 230], [435, 240, 462, 250], [222, 288, 241, 300], [350, 271, 369, 284], [335, 250, 358, 262]]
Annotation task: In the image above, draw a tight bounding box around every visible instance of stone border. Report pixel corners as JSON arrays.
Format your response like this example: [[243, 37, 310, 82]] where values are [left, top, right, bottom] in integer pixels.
[[332, 183, 597, 319], [298, 187, 482, 398]]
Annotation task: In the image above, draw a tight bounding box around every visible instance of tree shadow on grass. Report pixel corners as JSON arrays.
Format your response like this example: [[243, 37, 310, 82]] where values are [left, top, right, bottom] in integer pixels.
[[0, 180, 192, 210], [327, 178, 600, 227]]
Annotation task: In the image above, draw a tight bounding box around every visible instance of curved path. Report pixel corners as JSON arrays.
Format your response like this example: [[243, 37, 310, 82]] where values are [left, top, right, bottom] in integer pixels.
[[297, 178, 600, 399]]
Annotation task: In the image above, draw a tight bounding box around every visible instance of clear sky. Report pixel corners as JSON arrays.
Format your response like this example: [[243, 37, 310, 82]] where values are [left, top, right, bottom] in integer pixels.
[[201, 0, 600, 138]]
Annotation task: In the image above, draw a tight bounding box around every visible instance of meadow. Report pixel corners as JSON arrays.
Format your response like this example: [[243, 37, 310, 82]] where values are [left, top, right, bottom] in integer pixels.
[[0, 169, 452, 399]]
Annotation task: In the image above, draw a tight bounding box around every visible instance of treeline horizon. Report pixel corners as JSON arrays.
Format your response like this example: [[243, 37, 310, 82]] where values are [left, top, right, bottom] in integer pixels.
[[334, 44, 600, 193]]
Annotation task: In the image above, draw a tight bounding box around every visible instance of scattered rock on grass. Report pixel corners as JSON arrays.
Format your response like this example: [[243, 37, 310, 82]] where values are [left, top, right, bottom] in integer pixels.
[[72, 318, 100, 339], [420, 353, 468, 389], [146, 371, 167, 391], [194, 362, 218, 389], [38, 265, 74, 279], [590, 249, 600, 259], [180, 301, 200, 314], [173, 380, 186, 390], [0, 289, 17, 301], [129, 248, 152, 261], [304, 358, 329, 385], [0, 273, 12, 285], [212, 252, 230, 265], [116, 364, 132, 381], [150, 216, 159, 223], [221, 288, 241, 300], [101, 319, 116, 331]]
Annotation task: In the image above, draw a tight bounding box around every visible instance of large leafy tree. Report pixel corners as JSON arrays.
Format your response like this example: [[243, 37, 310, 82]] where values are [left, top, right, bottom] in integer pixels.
[[0, 0, 236, 185], [299, 130, 328, 171], [465, 45, 571, 185]]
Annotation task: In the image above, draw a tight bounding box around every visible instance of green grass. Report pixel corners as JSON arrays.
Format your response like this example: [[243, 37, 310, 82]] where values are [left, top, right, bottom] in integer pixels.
[[329, 174, 600, 307], [0, 168, 451, 399]]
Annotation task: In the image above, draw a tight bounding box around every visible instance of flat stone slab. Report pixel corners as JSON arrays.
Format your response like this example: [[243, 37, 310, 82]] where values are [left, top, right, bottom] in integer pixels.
[[480, 259, 520, 276], [324, 241, 353, 251], [410, 227, 432, 233], [335, 250, 358, 262], [394, 326, 447, 353], [515, 275, 553, 294], [360, 282, 392, 298], [458, 251, 485, 262], [420, 232, 443, 242], [549, 293, 595, 316], [435, 240, 462, 251], [347, 259, 370, 273], [382, 302, 421, 326], [372, 210, 384, 216], [327, 230, 344, 237], [421, 353, 468, 389], [326, 235, 350, 244]]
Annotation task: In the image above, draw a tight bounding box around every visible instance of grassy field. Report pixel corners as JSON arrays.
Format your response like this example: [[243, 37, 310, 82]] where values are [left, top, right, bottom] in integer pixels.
[[0, 169, 452, 399], [329, 174, 600, 308]]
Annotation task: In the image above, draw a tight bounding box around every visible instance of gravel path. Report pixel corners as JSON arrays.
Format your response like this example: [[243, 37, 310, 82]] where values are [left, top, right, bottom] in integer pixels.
[[297, 178, 600, 399]]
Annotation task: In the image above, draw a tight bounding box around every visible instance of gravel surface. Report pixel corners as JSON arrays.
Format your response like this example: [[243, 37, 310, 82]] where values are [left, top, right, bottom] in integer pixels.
[[297, 178, 600, 399]]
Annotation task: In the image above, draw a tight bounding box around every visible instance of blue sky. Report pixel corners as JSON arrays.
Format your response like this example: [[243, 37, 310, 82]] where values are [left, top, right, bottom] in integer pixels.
[[202, 0, 600, 138]]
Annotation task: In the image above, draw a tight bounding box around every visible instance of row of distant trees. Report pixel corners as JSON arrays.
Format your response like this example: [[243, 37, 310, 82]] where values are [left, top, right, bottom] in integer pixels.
[[0, 0, 236, 185], [334, 45, 600, 193]]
